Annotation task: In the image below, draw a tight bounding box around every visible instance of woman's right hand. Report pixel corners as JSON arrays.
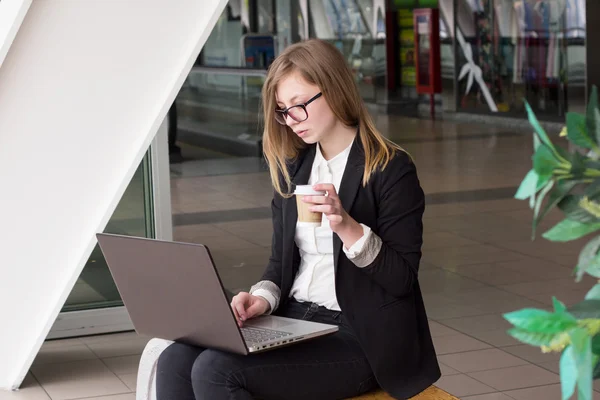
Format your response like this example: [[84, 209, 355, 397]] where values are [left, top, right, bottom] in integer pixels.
[[230, 292, 270, 327]]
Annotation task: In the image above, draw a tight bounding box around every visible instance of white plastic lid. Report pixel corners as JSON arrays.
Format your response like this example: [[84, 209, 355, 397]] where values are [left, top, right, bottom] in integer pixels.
[[294, 185, 326, 196]]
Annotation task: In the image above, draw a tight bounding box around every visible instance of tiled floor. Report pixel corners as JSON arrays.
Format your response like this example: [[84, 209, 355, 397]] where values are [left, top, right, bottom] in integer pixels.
[[8, 114, 599, 399]]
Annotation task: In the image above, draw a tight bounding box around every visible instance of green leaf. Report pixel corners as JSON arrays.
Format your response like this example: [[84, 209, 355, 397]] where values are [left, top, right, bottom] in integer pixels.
[[576, 236, 600, 281], [586, 285, 600, 300], [566, 150, 588, 178], [533, 144, 561, 176], [533, 180, 554, 237], [534, 180, 579, 237], [515, 170, 540, 200], [560, 345, 578, 400], [593, 355, 600, 379], [592, 335, 600, 356], [558, 195, 600, 224], [543, 219, 600, 242], [571, 328, 593, 400], [568, 300, 600, 319], [504, 308, 577, 333], [506, 327, 560, 347], [526, 100, 557, 151], [554, 297, 568, 313], [567, 112, 598, 150], [585, 179, 600, 199], [587, 86, 600, 146]]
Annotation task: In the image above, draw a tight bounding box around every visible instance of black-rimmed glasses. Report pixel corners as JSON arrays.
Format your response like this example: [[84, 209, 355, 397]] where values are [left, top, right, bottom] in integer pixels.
[[274, 92, 322, 125]]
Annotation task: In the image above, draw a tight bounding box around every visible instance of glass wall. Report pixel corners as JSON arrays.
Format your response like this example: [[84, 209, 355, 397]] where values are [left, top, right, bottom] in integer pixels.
[[61, 155, 154, 312], [452, 0, 586, 118], [308, 0, 387, 102]]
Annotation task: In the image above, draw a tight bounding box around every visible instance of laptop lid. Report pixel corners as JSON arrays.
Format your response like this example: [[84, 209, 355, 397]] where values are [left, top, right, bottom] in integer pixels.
[[96, 233, 248, 355]]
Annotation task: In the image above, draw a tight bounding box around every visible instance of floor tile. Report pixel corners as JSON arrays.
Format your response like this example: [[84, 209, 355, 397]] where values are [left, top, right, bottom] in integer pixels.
[[536, 361, 560, 374], [436, 314, 511, 335], [467, 364, 559, 391], [79, 332, 140, 345], [468, 329, 522, 347], [434, 374, 496, 397], [438, 348, 529, 373], [439, 363, 461, 376], [40, 338, 83, 349], [82, 395, 136, 400], [432, 334, 492, 355], [462, 394, 514, 400], [427, 321, 461, 337], [0, 374, 50, 400], [87, 337, 150, 358], [503, 384, 564, 399], [118, 373, 137, 392], [501, 344, 562, 364], [31, 359, 130, 400], [101, 355, 141, 376], [33, 344, 97, 365]]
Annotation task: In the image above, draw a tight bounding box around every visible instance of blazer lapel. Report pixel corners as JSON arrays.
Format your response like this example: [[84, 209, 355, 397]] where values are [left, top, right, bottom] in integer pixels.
[[333, 138, 365, 270]]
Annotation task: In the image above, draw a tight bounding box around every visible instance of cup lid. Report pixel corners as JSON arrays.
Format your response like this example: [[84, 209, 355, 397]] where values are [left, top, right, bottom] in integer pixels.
[[294, 185, 326, 196]]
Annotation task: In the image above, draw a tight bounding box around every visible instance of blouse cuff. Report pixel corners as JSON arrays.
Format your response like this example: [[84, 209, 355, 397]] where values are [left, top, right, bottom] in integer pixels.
[[249, 280, 281, 314], [343, 224, 383, 268]]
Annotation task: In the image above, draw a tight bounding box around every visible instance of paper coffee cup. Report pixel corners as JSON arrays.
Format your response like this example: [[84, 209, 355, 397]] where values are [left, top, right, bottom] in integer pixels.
[[294, 185, 326, 224]]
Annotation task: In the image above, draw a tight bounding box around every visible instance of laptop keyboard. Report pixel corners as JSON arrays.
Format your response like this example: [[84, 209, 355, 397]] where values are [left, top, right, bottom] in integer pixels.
[[240, 326, 293, 344]]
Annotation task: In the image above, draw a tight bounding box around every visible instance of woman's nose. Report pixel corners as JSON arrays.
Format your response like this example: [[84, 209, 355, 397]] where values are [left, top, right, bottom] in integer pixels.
[[285, 114, 298, 126]]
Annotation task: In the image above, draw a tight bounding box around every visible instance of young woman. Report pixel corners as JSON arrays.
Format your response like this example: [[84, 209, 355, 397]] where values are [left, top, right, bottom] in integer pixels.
[[156, 39, 440, 400]]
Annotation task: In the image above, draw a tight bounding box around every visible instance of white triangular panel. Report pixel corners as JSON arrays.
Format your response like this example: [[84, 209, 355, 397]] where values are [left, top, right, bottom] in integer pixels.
[[0, 0, 228, 390], [0, 0, 32, 67]]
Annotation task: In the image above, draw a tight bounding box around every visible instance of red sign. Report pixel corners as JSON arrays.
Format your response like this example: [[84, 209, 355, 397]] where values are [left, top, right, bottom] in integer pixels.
[[413, 8, 441, 94]]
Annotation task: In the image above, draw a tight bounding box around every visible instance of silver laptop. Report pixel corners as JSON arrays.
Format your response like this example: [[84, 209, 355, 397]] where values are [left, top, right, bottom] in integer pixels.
[[96, 233, 338, 355]]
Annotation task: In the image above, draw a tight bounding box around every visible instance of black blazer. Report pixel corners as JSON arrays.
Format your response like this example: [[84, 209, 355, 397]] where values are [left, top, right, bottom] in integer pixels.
[[261, 139, 441, 399]]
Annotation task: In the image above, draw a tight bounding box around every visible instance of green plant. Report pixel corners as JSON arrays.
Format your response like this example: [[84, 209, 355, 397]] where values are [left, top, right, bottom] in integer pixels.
[[504, 86, 600, 400]]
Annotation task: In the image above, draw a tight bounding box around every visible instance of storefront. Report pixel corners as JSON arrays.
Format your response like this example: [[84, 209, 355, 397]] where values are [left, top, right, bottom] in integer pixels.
[[389, 0, 587, 119]]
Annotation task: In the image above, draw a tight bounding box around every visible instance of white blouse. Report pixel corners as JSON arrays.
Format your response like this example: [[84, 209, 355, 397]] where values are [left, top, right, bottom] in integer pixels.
[[251, 141, 383, 313]]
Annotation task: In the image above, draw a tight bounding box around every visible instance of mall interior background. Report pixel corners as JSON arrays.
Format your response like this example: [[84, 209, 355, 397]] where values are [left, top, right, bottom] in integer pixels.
[[63, 0, 589, 335], [28, 1, 600, 398]]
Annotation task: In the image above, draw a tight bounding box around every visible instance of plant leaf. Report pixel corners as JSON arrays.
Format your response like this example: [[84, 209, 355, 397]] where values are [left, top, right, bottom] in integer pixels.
[[568, 300, 600, 319], [592, 335, 600, 356], [558, 195, 600, 224], [515, 170, 539, 200], [571, 328, 593, 400], [533, 180, 554, 237], [576, 236, 600, 281], [506, 327, 560, 347], [543, 219, 600, 242], [560, 345, 578, 400], [567, 112, 598, 150], [534, 180, 579, 236], [593, 355, 600, 379], [587, 86, 600, 146], [504, 308, 577, 333], [586, 284, 600, 300], [533, 144, 561, 176], [554, 297, 568, 313], [525, 101, 557, 151]]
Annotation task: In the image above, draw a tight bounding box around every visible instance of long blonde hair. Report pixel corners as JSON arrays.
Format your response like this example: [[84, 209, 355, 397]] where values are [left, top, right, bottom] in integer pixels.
[[262, 39, 404, 197]]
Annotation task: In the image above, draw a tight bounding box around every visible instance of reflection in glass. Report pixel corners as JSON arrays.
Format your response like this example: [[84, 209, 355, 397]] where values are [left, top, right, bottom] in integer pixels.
[[451, 0, 586, 117], [308, 0, 386, 101], [62, 156, 154, 312]]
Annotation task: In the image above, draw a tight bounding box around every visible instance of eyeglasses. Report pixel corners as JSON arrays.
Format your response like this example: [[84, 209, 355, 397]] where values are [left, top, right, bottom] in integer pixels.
[[274, 92, 322, 125]]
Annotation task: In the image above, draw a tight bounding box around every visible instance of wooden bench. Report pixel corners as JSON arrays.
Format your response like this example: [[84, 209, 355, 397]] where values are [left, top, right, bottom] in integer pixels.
[[348, 385, 459, 399]]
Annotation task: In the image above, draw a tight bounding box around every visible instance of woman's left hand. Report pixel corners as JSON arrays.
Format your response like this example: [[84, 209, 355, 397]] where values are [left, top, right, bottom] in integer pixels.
[[303, 184, 352, 233]]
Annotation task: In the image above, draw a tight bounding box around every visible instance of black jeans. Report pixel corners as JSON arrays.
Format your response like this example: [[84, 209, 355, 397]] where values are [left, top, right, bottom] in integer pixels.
[[156, 300, 377, 400]]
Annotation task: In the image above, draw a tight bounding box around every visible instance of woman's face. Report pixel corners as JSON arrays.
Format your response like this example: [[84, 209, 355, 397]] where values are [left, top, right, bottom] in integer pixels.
[[275, 71, 337, 145]]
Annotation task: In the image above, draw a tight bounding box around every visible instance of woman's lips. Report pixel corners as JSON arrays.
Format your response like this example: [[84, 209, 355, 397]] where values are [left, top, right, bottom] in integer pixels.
[[296, 130, 307, 137]]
